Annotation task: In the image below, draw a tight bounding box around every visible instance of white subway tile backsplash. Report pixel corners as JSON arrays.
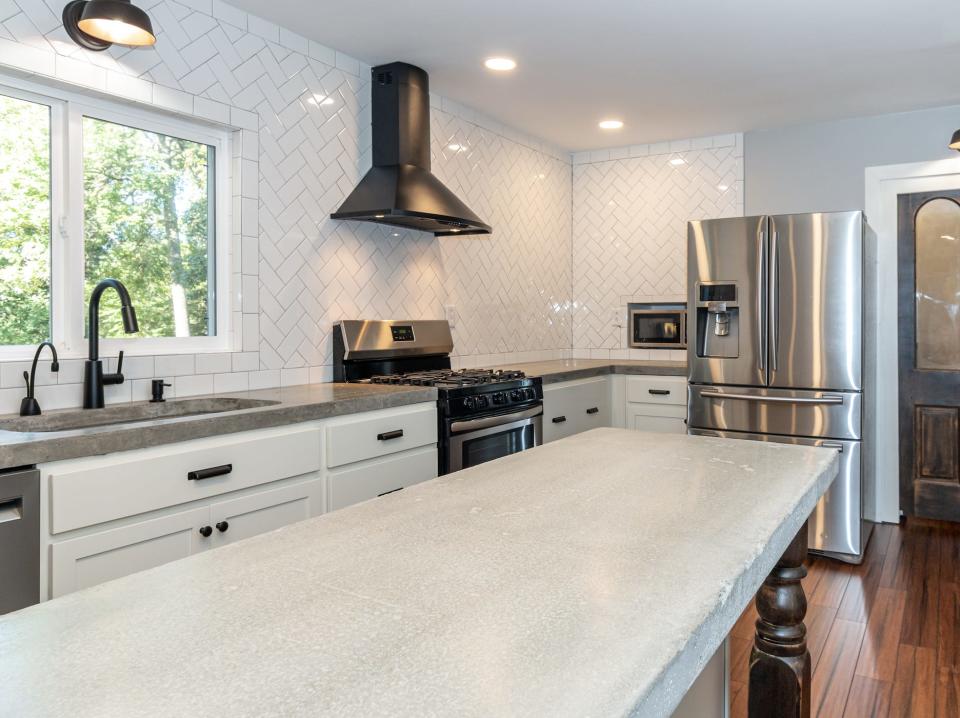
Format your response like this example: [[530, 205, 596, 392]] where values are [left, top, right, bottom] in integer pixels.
[[174, 374, 214, 397], [1, 361, 57, 389], [213, 372, 248, 393], [195, 352, 232, 374], [248, 369, 280, 390], [231, 352, 260, 372], [155, 354, 195, 377]]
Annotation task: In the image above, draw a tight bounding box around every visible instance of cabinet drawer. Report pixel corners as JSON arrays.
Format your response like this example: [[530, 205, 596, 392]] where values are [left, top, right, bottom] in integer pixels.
[[49, 506, 209, 598], [543, 377, 609, 442], [49, 426, 321, 534], [210, 477, 324, 546], [325, 403, 436, 468], [628, 404, 688, 434], [327, 446, 438, 511], [625, 375, 687, 405]]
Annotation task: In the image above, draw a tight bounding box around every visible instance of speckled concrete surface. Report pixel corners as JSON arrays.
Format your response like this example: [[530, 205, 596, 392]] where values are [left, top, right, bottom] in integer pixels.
[[0, 383, 436, 470], [486, 358, 687, 383], [0, 429, 837, 717]]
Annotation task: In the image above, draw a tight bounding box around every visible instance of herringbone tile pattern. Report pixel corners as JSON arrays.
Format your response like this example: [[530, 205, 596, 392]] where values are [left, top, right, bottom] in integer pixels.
[[572, 138, 743, 349]]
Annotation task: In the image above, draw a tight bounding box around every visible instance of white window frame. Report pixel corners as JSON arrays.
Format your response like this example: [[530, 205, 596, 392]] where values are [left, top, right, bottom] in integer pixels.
[[0, 74, 232, 360]]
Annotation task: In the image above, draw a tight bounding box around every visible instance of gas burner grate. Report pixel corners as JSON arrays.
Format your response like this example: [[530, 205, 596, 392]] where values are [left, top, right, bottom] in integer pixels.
[[368, 368, 526, 387]]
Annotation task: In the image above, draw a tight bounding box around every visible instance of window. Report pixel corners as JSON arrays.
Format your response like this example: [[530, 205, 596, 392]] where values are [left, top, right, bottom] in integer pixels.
[[0, 77, 230, 358]]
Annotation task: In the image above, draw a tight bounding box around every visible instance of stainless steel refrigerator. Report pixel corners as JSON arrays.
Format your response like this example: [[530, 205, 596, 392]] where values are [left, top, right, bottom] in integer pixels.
[[686, 211, 876, 563]]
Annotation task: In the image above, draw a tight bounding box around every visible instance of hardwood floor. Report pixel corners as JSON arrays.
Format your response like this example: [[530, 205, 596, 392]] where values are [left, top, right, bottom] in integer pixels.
[[729, 518, 960, 717]]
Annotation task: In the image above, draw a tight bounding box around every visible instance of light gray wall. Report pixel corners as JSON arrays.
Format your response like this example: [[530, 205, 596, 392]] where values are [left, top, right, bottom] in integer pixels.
[[744, 104, 960, 215]]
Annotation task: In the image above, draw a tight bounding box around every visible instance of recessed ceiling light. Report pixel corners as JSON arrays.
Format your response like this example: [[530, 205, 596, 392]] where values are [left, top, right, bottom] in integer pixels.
[[669, 157, 686, 166], [484, 57, 516, 72], [598, 119, 624, 130]]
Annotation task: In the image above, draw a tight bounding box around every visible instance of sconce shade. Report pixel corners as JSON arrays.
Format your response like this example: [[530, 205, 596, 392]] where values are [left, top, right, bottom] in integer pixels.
[[63, 0, 155, 51]]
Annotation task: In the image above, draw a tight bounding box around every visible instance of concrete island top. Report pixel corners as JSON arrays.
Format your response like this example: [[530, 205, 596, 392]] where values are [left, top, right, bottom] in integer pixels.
[[0, 360, 686, 470], [0, 429, 838, 718]]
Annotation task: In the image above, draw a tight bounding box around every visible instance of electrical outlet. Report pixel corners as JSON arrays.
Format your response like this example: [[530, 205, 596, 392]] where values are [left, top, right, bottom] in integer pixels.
[[611, 308, 622, 327], [445, 305, 457, 328]]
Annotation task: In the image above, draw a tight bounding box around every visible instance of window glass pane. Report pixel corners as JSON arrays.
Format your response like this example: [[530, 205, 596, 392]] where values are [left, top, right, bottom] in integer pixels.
[[83, 116, 215, 338], [915, 197, 960, 370], [0, 93, 51, 344]]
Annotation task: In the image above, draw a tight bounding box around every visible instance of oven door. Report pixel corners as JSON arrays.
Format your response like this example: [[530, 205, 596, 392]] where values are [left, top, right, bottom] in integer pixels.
[[629, 310, 686, 349], [444, 406, 543, 473]]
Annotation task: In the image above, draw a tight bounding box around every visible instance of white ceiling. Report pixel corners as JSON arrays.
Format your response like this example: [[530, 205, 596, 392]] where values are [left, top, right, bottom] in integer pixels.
[[229, 0, 960, 151]]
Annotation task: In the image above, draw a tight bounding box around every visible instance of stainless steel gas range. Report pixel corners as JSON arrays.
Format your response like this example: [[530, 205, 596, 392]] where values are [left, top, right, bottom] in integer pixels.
[[333, 319, 543, 475]]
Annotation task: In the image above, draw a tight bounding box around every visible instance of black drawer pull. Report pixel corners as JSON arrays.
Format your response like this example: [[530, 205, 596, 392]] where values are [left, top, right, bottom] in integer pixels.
[[188, 464, 232, 481], [586, 407, 599, 414], [377, 429, 404, 441], [648, 389, 671, 395], [552, 416, 567, 424]]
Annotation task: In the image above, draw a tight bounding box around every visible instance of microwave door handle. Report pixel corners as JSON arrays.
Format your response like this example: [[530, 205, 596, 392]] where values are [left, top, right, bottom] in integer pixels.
[[757, 223, 767, 373]]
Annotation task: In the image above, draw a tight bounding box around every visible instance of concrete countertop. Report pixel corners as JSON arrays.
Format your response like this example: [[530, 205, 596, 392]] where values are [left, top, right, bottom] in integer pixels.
[[0, 383, 437, 470], [488, 358, 687, 383], [0, 429, 838, 717]]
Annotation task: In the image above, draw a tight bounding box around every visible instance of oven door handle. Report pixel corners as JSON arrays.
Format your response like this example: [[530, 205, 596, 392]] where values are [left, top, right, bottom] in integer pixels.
[[450, 406, 544, 434]]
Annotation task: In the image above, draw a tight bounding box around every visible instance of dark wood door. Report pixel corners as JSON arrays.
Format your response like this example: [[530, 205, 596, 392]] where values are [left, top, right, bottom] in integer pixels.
[[898, 189, 960, 522]]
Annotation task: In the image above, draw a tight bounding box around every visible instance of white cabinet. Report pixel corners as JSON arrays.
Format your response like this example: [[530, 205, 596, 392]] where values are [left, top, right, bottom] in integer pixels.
[[624, 375, 688, 434], [327, 446, 437, 511], [542, 377, 611, 443], [40, 402, 439, 600], [49, 506, 209, 598], [210, 478, 325, 546]]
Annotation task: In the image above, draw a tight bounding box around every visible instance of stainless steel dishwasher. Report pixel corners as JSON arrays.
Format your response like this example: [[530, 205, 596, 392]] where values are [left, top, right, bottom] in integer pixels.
[[0, 468, 40, 614]]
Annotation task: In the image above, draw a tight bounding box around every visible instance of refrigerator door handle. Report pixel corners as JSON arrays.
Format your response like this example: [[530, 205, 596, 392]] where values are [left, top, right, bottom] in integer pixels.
[[699, 390, 845, 405], [757, 224, 767, 373], [769, 228, 779, 373]]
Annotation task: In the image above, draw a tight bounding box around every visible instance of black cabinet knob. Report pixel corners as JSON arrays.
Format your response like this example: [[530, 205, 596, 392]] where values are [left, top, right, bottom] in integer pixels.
[[216, 521, 229, 533], [198, 525, 213, 538]]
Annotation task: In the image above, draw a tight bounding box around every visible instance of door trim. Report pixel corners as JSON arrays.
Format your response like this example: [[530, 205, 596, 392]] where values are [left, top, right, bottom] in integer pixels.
[[865, 157, 960, 522]]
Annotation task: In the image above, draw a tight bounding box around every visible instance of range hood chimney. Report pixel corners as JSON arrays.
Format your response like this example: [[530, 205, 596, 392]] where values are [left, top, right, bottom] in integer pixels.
[[331, 62, 491, 237]]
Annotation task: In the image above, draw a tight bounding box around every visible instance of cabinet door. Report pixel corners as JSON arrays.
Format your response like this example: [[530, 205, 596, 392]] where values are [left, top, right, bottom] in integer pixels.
[[627, 404, 688, 434], [543, 378, 610, 442], [209, 476, 325, 546], [328, 446, 437, 512], [49, 506, 210, 598]]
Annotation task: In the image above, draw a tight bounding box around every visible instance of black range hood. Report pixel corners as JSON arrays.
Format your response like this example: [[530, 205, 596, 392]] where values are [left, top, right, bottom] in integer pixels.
[[331, 62, 491, 237]]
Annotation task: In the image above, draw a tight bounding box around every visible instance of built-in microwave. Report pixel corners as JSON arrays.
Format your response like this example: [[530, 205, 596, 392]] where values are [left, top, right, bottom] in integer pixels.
[[628, 304, 687, 349]]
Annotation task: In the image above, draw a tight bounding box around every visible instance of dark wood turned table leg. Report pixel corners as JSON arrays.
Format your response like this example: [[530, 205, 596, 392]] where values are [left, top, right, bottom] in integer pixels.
[[748, 522, 810, 718]]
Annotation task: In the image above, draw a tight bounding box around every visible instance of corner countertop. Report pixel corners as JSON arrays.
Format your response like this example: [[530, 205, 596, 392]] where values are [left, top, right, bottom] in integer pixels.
[[0, 429, 838, 717], [0, 383, 437, 470], [486, 358, 687, 383]]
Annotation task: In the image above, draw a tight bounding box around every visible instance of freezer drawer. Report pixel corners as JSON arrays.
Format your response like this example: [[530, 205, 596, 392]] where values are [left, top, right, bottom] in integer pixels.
[[688, 384, 861, 440], [688, 428, 864, 560]]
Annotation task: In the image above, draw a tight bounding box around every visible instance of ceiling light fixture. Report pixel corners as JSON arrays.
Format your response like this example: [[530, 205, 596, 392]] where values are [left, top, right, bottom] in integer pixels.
[[598, 119, 624, 130], [669, 157, 686, 166], [950, 129, 960, 151], [62, 0, 155, 51], [484, 57, 516, 72]]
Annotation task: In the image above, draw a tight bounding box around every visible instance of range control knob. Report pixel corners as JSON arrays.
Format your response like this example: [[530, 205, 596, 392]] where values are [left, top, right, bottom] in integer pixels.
[[492, 392, 506, 404], [524, 388, 536, 400], [476, 395, 489, 408], [509, 389, 522, 402], [463, 396, 477, 410]]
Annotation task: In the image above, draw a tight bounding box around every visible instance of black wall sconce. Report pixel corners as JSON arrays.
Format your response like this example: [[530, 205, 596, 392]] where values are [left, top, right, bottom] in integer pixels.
[[62, 0, 156, 51], [950, 129, 960, 152]]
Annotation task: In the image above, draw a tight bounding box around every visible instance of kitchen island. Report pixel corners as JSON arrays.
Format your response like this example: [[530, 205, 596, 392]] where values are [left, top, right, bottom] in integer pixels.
[[0, 429, 837, 717]]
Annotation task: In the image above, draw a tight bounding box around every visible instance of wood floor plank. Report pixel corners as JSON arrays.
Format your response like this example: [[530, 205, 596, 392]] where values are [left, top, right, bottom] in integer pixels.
[[900, 524, 941, 649], [811, 618, 866, 717], [940, 523, 960, 587], [728, 635, 752, 686], [843, 675, 892, 718], [810, 561, 854, 609], [880, 525, 906, 589], [807, 601, 841, 672], [804, 556, 827, 597], [939, 582, 960, 671], [936, 666, 960, 718], [837, 540, 887, 623], [854, 587, 907, 681], [730, 677, 748, 718], [730, 598, 757, 641], [886, 644, 936, 718]]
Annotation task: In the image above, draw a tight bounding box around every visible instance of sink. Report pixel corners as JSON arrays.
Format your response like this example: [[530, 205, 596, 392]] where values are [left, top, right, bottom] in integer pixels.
[[0, 397, 280, 433]]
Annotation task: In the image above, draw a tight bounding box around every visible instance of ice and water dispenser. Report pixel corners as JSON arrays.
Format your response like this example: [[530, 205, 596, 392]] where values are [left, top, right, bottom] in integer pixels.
[[695, 283, 739, 358]]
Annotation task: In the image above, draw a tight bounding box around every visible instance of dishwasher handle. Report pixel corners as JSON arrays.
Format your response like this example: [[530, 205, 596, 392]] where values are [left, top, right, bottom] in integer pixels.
[[0, 497, 22, 523]]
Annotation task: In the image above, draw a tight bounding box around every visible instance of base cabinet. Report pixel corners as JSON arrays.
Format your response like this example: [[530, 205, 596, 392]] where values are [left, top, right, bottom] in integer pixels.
[[49, 506, 209, 598], [627, 405, 688, 434], [625, 375, 688, 434], [328, 446, 438, 512], [543, 377, 611, 443], [209, 478, 325, 546]]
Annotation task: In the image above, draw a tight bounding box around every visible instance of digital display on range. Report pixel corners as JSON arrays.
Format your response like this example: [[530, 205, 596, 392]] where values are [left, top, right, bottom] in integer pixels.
[[391, 325, 415, 342]]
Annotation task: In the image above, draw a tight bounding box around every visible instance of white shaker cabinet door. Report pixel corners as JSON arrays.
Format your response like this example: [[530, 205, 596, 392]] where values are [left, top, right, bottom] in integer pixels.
[[209, 476, 325, 546], [627, 404, 688, 434], [49, 506, 210, 599]]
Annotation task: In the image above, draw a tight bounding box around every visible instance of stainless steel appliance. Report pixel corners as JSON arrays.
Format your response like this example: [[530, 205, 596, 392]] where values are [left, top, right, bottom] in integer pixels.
[[628, 303, 687, 349], [0, 468, 40, 614], [686, 211, 877, 563], [333, 320, 543, 475]]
